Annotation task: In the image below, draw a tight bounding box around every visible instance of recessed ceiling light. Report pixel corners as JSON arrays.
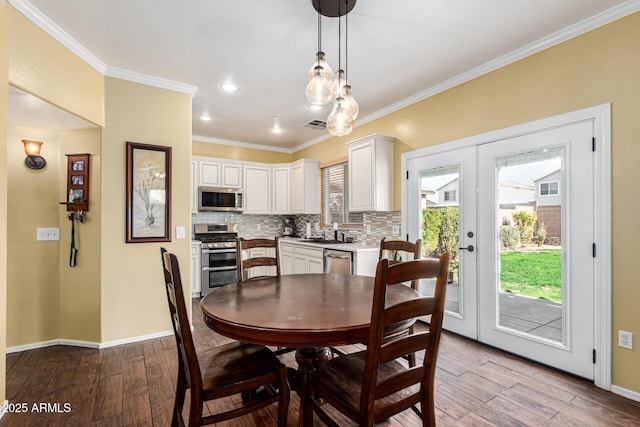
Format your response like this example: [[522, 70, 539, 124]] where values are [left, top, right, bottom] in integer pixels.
[[222, 82, 237, 92], [200, 113, 212, 121], [271, 115, 283, 134]]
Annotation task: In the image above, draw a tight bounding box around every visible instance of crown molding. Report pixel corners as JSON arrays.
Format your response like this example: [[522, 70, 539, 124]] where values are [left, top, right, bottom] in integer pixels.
[[10, 0, 198, 95], [352, 0, 640, 131], [105, 67, 198, 95], [192, 135, 293, 154], [9, 0, 107, 73]]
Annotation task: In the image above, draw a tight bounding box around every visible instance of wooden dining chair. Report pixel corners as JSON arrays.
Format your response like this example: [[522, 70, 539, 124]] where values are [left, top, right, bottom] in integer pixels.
[[378, 237, 423, 289], [160, 248, 290, 427], [236, 237, 281, 281], [302, 254, 450, 427]]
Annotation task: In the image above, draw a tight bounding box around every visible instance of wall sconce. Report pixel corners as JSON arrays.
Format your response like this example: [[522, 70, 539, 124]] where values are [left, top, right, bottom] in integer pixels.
[[22, 139, 46, 170]]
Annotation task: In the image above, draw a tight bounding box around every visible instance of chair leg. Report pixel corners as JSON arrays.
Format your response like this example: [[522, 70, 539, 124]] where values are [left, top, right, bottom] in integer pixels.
[[172, 372, 188, 427], [277, 367, 290, 427]]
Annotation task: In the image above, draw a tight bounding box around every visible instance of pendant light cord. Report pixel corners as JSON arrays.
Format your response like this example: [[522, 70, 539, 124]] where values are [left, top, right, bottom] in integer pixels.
[[338, 0, 342, 90], [345, 0, 349, 84], [317, 11, 321, 66]]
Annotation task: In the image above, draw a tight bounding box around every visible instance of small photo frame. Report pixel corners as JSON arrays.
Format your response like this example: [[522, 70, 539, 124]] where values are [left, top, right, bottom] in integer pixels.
[[71, 175, 84, 186], [72, 160, 85, 171], [70, 189, 84, 202]]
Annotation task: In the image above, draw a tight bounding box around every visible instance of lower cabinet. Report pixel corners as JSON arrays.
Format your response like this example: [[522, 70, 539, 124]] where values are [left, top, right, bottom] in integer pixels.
[[245, 247, 277, 279], [280, 242, 323, 274], [191, 242, 202, 297]]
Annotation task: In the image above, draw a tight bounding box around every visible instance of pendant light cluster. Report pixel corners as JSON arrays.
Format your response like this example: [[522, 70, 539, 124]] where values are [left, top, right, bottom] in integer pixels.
[[306, 0, 359, 137]]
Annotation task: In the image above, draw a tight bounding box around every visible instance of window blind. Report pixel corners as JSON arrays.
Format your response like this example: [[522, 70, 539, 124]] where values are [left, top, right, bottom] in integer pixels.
[[321, 162, 363, 225]]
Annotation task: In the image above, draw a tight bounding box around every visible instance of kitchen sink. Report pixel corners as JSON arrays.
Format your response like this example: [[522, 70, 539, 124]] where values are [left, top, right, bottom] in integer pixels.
[[299, 238, 348, 244]]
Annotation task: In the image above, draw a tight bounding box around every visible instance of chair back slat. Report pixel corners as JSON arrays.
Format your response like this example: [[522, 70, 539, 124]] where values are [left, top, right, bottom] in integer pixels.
[[161, 249, 202, 391], [236, 237, 281, 281], [361, 254, 450, 422], [384, 297, 437, 326], [374, 367, 425, 400], [379, 331, 432, 365]]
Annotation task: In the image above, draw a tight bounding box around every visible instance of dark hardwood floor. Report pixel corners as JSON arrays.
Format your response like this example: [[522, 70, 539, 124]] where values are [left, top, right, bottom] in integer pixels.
[[2, 298, 640, 426]]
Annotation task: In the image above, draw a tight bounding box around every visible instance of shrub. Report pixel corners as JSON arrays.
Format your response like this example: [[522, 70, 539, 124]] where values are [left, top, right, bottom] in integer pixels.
[[536, 222, 547, 246], [500, 225, 520, 250], [512, 211, 537, 245]]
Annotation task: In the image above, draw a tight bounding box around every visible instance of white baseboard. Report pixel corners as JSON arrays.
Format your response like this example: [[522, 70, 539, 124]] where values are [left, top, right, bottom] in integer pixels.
[[6, 330, 174, 353], [611, 385, 640, 403]]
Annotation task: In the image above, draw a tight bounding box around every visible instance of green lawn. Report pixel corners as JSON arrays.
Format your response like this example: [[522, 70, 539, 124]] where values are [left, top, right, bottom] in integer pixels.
[[500, 249, 562, 302]]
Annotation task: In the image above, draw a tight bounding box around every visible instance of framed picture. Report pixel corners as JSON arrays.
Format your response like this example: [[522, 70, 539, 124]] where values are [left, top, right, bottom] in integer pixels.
[[71, 175, 84, 186], [70, 189, 84, 202], [72, 160, 85, 171], [126, 141, 172, 243]]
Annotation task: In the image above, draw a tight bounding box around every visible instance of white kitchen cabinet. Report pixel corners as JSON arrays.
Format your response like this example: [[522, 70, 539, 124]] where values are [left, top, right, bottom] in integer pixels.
[[243, 165, 271, 214], [348, 134, 394, 212], [244, 247, 276, 278], [280, 242, 294, 275], [271, 165, 291, 214], [196, 157, 243, 188], [221, 163, 242, 188], [292, 245, 324, 274], [191, 242, 202, 297], [290, 159, 320, 214]]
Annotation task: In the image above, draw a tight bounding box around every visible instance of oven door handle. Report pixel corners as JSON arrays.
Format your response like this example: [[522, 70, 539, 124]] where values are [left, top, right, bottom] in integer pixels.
[[203, 266, 237, 272], [202, 248, 237, 254]]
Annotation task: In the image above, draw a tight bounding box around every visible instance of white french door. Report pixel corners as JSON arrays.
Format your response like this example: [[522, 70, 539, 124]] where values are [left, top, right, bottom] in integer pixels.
[[477, 121, 594, 379], [406, 147, 477, 338], [405, 119, 599, 380]]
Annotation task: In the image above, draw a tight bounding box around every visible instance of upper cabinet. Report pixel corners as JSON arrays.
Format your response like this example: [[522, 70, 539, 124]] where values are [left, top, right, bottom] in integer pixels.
[[348, 134, 394, 212], [196, 157, 243, 188], [291, 159, 320, 214], [271, 165, 291, 215], [243, 164, 271, 214]]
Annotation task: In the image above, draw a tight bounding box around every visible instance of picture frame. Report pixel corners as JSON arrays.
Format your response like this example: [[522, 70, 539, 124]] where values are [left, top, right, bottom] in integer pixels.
[[126, 141, 172, 243], [65, 154, 90, 212], [71, 160, 84, 171], [71, 175, 84, 186]]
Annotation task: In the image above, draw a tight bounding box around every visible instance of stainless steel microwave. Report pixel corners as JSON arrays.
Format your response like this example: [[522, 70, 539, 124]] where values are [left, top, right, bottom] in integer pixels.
[[198, 187, 243, 212]]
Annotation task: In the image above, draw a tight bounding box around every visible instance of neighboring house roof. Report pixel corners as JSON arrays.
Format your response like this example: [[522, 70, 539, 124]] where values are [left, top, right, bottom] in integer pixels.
[[534, 168, 562, 183]]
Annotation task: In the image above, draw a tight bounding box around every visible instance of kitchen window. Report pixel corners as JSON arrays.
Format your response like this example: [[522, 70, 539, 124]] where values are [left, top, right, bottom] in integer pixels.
[[322, 162, 363, 226]]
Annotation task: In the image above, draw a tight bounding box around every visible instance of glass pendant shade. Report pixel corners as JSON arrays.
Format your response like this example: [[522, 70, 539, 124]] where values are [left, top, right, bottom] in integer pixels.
[[307, 51, 333, 83], [306, 66, 333, 106], [341, 84, 359, 120], [326, 97, 354, 136], [331, 69, 346, 98]]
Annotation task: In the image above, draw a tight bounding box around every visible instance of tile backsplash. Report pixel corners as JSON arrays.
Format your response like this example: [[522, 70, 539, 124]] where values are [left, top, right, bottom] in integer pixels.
[[191, 211, 402, 244]]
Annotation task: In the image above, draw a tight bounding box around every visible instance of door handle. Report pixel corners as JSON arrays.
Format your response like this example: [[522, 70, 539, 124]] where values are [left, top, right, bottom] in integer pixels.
[[459, 245, 474, 252]]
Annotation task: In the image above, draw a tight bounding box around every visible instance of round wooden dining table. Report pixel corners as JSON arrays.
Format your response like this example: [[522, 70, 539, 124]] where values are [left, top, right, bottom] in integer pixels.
[[199, 273, 419, 368]]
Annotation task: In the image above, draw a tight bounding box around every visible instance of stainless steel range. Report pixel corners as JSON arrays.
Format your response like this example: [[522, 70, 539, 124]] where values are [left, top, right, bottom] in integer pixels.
[[194, 223, 238, 296]]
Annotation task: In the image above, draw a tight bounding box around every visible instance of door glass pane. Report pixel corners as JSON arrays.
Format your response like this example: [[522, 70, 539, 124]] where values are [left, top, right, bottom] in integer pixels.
[[496, 147, 564, 343], [419, 166, 461, 315]]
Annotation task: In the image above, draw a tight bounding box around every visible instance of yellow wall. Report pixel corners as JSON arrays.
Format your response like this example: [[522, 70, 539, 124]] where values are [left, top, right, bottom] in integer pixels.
[[7, 126, 62, 346], [296, 13, 640, 392], [101, 77, 192, 343], [193, 140, 292, 163], [58, 128, 102, 342], [8, 8, 104, 127], [1, 0, 9, 405]]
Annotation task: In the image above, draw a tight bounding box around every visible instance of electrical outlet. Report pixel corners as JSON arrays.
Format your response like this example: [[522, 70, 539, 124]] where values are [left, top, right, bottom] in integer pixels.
[[36, 227, 60, 241], [366, 224, 371, 233], [619, 330, 633, 349], [392, 225, 400, 235], [257, 223, 261, 231]]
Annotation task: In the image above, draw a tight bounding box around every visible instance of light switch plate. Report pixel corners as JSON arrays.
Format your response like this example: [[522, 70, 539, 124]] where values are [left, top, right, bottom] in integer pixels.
[[175, 226, 186, 239], [37, 228, 60, 241]]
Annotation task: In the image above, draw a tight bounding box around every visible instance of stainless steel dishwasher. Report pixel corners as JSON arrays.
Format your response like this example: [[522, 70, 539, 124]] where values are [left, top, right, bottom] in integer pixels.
[[323, 249, 352, 274]]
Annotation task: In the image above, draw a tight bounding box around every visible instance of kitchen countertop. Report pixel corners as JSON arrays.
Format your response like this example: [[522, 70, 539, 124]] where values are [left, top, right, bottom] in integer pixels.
[[278, 236, 378, 253]]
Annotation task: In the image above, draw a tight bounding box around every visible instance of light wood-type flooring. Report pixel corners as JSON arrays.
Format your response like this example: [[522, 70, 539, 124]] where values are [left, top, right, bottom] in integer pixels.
[[2, 298, 639, 426]]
